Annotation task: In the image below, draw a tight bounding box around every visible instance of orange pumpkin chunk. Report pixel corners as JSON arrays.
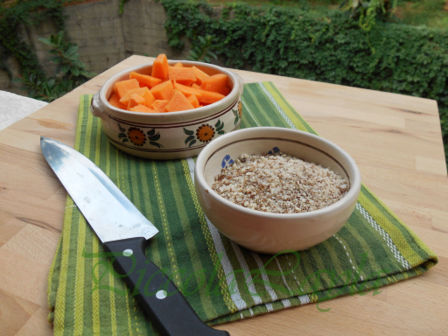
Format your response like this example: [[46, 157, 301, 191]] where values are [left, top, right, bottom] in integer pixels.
[[169, 66, 197, 86], [151, 99, 169, 112], [173, 82, 203, 97], [165, 90, 194, 112], [188, 94, 200, 108], [196, 89, 225, 105], [151, 80, 174, 100], [108, 93, 126, 109], [129, 71, 162, 88], [192, 66, 210, 85], [142, 89, 155, 107], [151, 53, 169, 80], [119, 87, 148, 106], [113, 78, 139, 99], [127, 93, 145, 108], [201, 74, 230, 95]]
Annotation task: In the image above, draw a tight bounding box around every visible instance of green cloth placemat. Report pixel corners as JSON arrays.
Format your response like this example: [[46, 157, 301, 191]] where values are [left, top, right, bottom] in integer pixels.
[[47, 82, 437, 335]]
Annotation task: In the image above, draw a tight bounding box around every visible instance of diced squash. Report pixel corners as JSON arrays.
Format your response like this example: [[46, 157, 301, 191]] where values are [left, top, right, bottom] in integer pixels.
[[142, 89, 155, 107], [201, 74, 230, 95], [113, 78, 140, 99], [165, 90, 194, 112], [192, 66, 210, 85], [173, 82, 203, 97], [151, 53, 169, 80], [129, 104, 155, 113], [187, 94, 200, 108], [169, 66, 197, 86], [196, 89, 225, 105], [129, 71, 162, 88], [151, 80, 174, 100], [119, 87, 148, 106], [128, 93, 145, 108], [108, 93, 126, 109], [151, 99, 169, 112], [175, 82, 224, 105], [109, 53, 231, 113]]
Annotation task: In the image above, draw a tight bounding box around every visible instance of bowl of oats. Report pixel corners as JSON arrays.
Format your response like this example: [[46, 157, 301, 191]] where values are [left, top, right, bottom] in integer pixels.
[[194, 127, 361, 253]]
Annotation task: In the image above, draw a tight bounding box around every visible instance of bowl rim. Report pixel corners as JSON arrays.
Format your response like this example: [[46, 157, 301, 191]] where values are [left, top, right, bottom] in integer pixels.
[[99, 59, 241, 117], [195, 126, 361, 219]]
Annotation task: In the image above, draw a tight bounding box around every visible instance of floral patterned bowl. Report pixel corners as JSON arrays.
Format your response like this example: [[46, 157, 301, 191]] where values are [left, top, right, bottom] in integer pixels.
[[90, 60, 243, 159]]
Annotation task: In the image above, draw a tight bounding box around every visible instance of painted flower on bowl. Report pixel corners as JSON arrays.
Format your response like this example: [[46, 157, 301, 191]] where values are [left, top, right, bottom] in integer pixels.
[[196, 124, 215, 143], [127, 127, 146, 146]]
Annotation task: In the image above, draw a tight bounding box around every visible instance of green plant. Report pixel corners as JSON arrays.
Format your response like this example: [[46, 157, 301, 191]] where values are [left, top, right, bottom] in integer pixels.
[[119, 0, 130, 15], [340, 0, 397, 30], [188, 34, 218, 62], [0, 0, 64, 94], [0, 0, 92, 102], [161, 0, 448, 165], [26, 31, 93, 101]]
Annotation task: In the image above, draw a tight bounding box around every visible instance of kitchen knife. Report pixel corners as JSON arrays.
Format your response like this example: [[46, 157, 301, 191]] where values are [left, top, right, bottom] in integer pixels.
[[41, 136, 229, 336]]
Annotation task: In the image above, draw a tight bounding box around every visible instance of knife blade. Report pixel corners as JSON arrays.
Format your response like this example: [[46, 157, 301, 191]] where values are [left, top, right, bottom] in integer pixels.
[[41, 136, 229, 336]]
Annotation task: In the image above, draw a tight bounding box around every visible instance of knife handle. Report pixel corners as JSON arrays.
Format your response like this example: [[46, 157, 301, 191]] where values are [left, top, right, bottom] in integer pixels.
[[104, 237, 230, 336]]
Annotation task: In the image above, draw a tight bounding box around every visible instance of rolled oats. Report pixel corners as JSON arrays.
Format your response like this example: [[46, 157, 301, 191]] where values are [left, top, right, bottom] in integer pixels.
[[212, 152, 349, 214]]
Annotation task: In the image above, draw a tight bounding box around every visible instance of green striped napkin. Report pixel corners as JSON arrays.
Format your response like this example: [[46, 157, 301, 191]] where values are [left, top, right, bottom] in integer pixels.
[[47, 82, 437, 335]]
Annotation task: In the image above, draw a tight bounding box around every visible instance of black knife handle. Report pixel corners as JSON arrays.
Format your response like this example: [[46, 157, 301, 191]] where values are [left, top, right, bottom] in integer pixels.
[[104, 237, 229, 336]]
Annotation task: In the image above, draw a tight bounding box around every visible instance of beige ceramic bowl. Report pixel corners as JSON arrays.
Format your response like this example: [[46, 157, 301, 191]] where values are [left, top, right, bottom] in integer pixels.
[[195, 127, 361, 254], [91, 60, 243, 159]]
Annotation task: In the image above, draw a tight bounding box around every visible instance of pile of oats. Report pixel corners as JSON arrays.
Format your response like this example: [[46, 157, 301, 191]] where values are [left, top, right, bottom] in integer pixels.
[[212, 152, 349, 214]]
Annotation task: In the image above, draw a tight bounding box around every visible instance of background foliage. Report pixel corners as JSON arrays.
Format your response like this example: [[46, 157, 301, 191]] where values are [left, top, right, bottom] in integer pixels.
[[0, 0, 446, 164], [161, 0, 448, 163], [0, 0, 92, 101]]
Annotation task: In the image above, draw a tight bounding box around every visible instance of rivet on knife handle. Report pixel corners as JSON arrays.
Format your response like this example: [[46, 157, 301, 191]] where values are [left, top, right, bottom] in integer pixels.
[[104, 237, 230, 336]]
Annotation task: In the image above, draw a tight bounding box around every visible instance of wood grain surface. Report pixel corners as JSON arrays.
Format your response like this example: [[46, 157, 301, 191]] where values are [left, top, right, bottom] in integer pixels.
[[1, 55, 447, 335]]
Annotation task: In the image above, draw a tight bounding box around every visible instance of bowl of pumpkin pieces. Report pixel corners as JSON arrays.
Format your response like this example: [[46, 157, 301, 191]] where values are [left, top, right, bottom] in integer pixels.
[[91, 54, 243, 159]]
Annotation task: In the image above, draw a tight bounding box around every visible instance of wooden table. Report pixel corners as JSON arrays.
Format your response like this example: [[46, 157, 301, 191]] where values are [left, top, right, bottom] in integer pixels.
[[1, 55, 447, 335]]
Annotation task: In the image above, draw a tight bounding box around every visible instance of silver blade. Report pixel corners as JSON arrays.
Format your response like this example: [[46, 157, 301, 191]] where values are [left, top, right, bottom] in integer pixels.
[[41, 136, 158, 243]]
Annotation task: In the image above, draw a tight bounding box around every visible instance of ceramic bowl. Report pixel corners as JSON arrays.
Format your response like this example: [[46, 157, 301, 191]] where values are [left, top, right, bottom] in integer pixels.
[[194, 127, 361, 254], [90, 60, 243, 160]]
